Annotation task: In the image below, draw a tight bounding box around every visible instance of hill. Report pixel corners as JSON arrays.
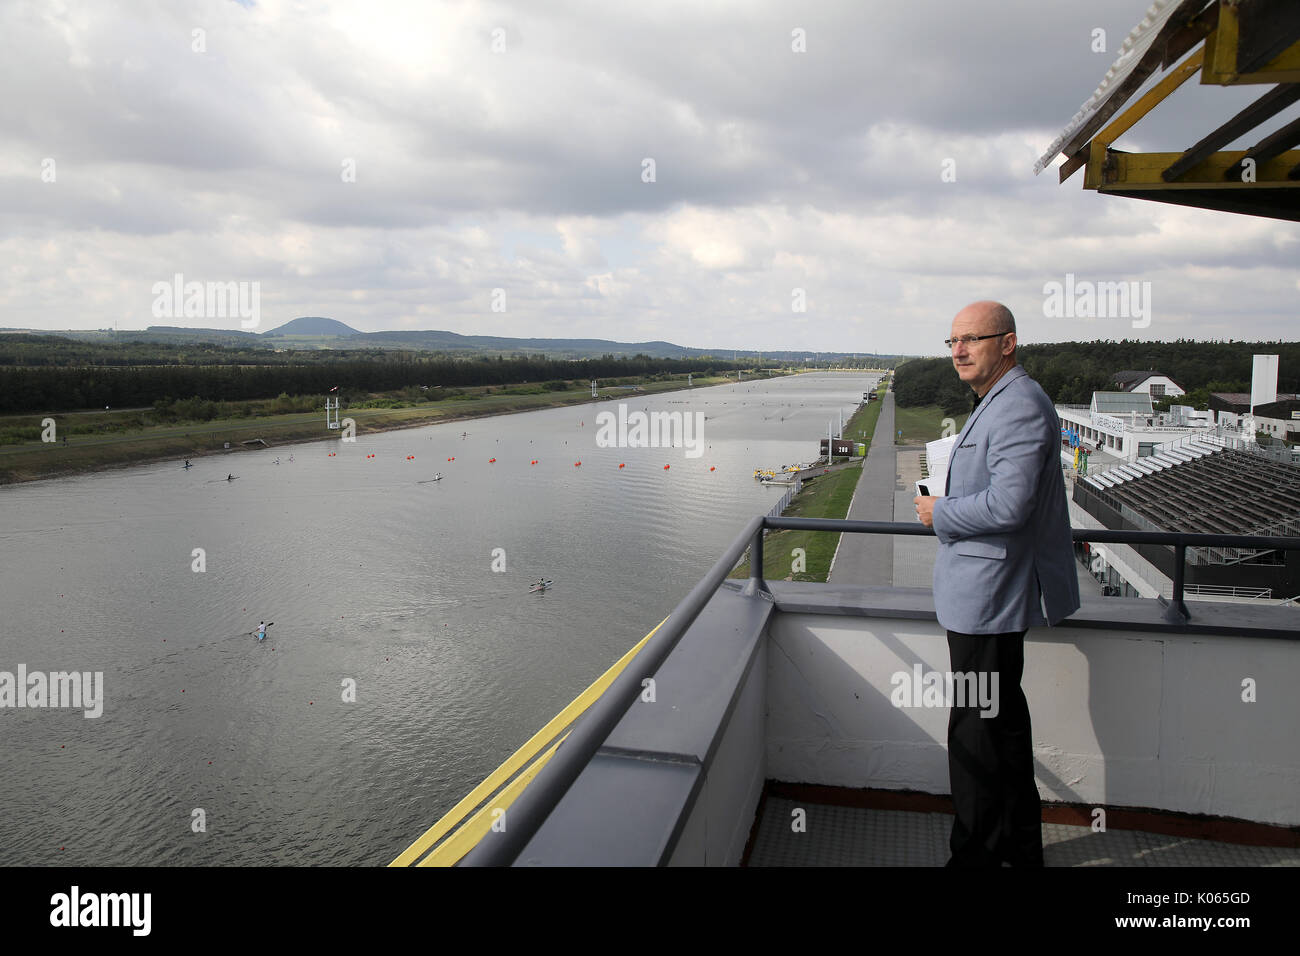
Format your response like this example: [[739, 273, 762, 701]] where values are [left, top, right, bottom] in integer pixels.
[[263, 317, 360, 337]]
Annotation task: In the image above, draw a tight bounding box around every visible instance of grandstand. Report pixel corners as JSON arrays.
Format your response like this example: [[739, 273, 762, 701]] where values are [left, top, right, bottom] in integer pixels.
[[1072, 436, 1300, 600]]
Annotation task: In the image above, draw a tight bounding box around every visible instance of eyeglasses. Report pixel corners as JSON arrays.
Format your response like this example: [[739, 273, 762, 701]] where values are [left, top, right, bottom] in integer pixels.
[[944, 331, 1011, 349]]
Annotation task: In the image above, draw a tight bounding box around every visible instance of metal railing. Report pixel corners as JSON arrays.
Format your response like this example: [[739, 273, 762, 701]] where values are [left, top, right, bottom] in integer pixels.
[[458, 516, 1300, 866], [765, 480, 800, 518], [1183, 584, 1272, 599]]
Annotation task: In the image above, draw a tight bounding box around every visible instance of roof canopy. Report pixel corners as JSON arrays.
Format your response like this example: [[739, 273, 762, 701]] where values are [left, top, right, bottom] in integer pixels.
[[1094, 391, 1156, 414], [1037, 0, 1300, 221]]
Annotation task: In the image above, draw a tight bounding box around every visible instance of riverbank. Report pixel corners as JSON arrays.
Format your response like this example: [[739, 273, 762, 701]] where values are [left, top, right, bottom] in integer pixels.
[[727, 462, 863, 582], [727, 376, 888, 582], [0, 374, 749, 485]]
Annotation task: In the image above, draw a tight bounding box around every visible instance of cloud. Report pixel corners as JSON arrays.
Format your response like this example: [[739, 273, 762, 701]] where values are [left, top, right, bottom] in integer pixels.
[[0, 0, 1294, 351]]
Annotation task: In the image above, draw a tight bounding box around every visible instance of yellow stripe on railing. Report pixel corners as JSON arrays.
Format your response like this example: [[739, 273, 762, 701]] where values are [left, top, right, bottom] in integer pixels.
[[390, 618, 667, 867], [416, 732, 568, 867]]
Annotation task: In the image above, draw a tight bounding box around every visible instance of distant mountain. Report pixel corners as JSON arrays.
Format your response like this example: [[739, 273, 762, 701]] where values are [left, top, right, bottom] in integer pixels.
[[129, 326, 263, 344], [7, 321, 897, 362], [263, 317, 360, 337], [353, 329, 694, 358]]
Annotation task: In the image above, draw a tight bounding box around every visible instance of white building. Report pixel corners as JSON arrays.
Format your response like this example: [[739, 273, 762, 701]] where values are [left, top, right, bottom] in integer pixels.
[[1056, 390, 1241, 466], [1112, 370, 1185, 400]]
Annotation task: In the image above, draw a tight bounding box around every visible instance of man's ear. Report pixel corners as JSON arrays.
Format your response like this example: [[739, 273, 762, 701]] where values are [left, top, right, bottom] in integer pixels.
[[1002, 334, 1017, 356]]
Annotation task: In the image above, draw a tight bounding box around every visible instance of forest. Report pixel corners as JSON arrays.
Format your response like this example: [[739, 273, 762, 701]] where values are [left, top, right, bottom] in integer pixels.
[[0, 341, 744, 415], [893, 340, 1300, 415]]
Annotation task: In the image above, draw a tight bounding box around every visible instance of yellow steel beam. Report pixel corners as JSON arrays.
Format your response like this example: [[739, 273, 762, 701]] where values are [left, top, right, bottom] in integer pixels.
[[1202, 2, 1300, 84], [1098, 149, 1300, 188], [1080, 49, 1206, 188], [389, 617, 666, 867], [1076, 49, 1206, 187]]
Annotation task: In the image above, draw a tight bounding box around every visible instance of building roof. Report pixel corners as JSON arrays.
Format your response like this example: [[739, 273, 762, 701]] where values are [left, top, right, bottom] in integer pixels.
[[1255, 398, 1300, 419], [1037, 0, 1300, 223], [1034, 0, 1195, 176], [1212, 392, 1300, 411], [1093, 391, 1155, 414], [1080, 442, 1300, 535], [1212, 392, 1253, 407], [1114, 370, 1180, 390]]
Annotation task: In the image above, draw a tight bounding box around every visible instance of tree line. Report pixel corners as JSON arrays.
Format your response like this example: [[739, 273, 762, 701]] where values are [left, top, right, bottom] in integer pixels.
[[0, 352, 745, 415], [894, 340, 1300, 414]]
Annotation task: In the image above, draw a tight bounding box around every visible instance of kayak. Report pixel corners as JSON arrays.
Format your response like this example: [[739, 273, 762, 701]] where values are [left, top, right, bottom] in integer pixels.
[[529, 580, 553, 593]]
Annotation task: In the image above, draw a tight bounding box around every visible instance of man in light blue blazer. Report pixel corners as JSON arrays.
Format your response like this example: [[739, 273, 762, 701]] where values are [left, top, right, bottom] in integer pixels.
[[915, 301, 1079, 867]]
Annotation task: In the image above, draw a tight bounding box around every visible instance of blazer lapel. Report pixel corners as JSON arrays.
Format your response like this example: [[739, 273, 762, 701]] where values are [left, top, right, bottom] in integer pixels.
[[945, 365, 1027, 493]]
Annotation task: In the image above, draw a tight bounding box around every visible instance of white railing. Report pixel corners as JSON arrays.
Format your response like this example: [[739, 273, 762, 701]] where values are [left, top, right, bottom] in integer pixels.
[[765, 480, 801, 519], [1183, 584, 1272, 599]]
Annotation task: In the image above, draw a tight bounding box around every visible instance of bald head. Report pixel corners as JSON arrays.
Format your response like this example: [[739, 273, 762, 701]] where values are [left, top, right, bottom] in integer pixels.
[[949, 300, 1018, 397], [954, 301, 1015, 336]]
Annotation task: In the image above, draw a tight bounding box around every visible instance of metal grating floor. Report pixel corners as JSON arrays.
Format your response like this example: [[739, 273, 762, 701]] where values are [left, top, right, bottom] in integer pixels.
[[746, 796, 1300, 867]]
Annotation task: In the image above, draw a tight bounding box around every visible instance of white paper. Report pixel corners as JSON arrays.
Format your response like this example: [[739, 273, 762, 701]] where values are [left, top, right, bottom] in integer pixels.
[[925, 434, 958, 477], [918, 434, 958, 500]]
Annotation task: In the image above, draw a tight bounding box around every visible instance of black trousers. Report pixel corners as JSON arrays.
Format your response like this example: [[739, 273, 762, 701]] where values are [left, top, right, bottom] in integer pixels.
[[945, 629, 1043, 867]]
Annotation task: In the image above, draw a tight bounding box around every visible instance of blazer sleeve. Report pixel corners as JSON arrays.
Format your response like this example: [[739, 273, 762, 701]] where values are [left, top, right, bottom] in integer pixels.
[[932, 391, 1051, 543]]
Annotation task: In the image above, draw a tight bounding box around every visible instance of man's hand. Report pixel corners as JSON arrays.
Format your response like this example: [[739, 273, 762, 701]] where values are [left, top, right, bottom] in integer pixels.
[[914, 495, 937, 528]]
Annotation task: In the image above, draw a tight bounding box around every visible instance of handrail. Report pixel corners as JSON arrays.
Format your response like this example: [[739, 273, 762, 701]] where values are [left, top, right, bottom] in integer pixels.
[[455, 516, 1300, 866], [457, 514, 766, 867], [390, 617, 668, 866]]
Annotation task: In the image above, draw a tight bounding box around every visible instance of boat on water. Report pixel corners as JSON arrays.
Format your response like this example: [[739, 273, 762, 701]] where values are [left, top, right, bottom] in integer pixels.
[[419, 473, 444, 483], [529, 579, 553, 594]]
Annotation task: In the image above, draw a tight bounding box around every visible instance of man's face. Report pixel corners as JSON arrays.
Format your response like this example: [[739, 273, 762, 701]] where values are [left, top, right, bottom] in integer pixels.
[[949, 309, 1015, 394]]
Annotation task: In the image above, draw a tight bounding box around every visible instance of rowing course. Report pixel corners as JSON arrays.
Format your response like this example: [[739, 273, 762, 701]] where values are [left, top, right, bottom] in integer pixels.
[[0, 371, 878, 865]]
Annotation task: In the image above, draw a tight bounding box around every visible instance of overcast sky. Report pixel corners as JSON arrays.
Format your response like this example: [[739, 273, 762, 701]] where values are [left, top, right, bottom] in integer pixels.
[[3, 0, 1297, 356]]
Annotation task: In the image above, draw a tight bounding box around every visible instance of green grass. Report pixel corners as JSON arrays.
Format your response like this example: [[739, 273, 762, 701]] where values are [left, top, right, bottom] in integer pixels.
[[842, 381, 887, 450], [727, 377, 892, 582], [893, 403, 969, 444], [729, 463, 864, 582]]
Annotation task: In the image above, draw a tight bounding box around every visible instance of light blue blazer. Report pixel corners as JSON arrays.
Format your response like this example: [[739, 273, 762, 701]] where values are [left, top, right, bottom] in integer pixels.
[[931, 365, 1080, 634]]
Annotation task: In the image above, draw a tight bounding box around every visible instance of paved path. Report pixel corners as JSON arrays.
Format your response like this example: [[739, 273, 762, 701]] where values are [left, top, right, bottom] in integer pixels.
[[828, 394, 897, 586], [893, 446, 937, 588]]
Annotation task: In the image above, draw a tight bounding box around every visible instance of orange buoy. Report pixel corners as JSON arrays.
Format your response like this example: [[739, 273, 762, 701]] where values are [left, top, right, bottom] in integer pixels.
[[574, 461, 582, 467], [489, 458, 496, 463], [619, 463, 625, 468], [664, 464, 670, 470], [710, 466, 716, 471]]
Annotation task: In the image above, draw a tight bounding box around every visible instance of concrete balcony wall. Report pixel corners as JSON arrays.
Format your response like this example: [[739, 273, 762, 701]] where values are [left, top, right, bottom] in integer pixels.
[[509, 582, 1297, 866], [766, 596, 1300, 827], [517, 583, 770, 865], [666, 637, 767, 866]]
